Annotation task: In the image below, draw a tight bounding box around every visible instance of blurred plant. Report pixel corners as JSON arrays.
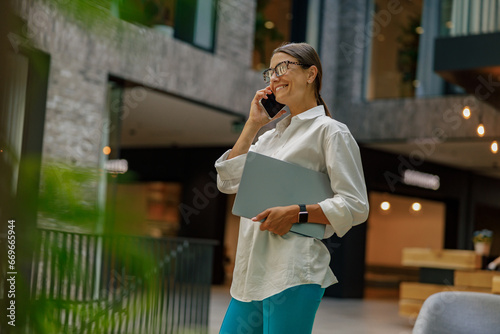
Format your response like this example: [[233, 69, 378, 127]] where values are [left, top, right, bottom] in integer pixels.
[[473, 229, 493, 244], [41, 0, 116, 37], [2, 1, 213, 331], [4, 158, 208, 333], [114, 0, 175, 27], [26, 227, 162, 333], [42, 0, 175, 32], [37, 163, 100, 229]]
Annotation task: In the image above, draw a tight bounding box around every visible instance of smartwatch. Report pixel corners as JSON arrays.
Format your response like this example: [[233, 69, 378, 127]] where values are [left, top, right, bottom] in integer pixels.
[[298, 204, 308, 223]]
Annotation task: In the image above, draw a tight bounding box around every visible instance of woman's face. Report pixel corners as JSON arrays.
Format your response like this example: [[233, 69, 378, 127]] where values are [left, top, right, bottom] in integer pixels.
[[268, 52, 312, 106]]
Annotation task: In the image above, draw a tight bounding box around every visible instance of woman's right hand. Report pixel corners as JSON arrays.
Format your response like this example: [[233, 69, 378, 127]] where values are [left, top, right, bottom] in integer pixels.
[[226, 87, 286, 160], [247, 86, 286, 129]]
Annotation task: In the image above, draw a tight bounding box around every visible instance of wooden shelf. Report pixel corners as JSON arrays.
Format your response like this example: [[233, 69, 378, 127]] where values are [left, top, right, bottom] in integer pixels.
[[493, 276, 500, 294], [400, 282, 448, 300], [399, 248, 497, 319], [455, 270, 500, 289], [402, 248, 481, 270]]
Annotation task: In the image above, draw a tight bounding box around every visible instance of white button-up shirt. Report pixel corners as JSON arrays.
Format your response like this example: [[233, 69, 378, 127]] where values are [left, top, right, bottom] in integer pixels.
[[215, 105, 369, 302]]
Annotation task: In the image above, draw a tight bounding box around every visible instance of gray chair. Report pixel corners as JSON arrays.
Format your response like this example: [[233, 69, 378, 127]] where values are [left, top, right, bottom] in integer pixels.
[[413, 291, 500, 334]]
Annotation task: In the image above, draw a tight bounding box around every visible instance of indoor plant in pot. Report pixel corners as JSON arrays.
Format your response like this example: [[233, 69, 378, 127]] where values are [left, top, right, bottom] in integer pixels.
[[473, 229, 493, 256]]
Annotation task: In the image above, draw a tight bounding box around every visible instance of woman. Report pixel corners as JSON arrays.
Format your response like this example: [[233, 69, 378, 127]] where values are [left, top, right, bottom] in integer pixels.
[[215, 42, 369, 333]]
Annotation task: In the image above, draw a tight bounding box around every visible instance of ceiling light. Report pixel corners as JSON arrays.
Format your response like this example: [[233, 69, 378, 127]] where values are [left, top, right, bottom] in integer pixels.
[[411, 202, 422, 212], [477, 124, 485, 137], [105, 159, 128, 174], [462, 106, 471, 119], [403, 170, 440, 190], [380, 201, 391, 211], [492, 141, 498, 154]]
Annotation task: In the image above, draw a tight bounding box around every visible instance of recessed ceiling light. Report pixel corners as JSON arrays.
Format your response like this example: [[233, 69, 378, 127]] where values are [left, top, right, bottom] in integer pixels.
[[491, 141, 498, 154], [462, 106, 471, 119], [477, 124, 485, 137], [411, 202, 422, 212]]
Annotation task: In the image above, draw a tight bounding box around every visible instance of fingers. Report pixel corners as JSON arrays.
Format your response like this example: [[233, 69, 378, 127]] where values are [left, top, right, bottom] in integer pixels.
[[261, 86, 272, 96], [253, 86, 272, 101], [252, 209, 269, 223], [253, 207, 292, 235], [252, 209, 271, 232]]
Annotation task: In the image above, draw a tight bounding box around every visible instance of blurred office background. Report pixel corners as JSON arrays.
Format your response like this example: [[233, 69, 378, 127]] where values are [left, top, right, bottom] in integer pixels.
[[1, 0, 500, 332]]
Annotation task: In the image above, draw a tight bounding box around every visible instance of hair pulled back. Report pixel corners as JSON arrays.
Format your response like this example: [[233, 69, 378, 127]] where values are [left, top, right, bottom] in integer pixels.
[[272, 42, 331, 117]]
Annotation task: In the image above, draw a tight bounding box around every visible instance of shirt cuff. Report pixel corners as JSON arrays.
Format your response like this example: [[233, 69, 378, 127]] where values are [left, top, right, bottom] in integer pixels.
[[318, 197, 353, 238], [215, 150, 248, 181]]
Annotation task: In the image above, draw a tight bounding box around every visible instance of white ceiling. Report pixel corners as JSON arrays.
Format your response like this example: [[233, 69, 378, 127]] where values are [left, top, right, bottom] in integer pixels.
[[366, 140, 500, 179], [120, 87, 500, 179], [120, 88, 244, 148]]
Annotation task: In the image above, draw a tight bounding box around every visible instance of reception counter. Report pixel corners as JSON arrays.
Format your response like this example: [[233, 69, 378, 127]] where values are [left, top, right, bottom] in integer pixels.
[[399, 248, 500, 319]]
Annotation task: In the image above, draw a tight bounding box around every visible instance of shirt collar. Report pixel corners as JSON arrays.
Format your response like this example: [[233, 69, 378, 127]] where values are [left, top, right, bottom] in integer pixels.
[[275, 105, 325, 132], [293, 105, 326, 121]]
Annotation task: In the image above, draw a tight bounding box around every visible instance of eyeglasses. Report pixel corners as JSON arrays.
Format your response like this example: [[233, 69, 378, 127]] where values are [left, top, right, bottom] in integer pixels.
[[262, 60, 309, 83]]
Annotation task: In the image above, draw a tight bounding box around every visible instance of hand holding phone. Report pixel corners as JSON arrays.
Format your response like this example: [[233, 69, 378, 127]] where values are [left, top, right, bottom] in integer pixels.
[[259, 92, 286, 119]]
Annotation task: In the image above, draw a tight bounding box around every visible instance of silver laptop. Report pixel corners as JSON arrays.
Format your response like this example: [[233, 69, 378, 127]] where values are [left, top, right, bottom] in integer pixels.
[[232, 151, 333, 239]]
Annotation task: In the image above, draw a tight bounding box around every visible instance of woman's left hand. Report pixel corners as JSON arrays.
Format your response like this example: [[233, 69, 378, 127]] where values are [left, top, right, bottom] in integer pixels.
[[252, 205, 298, 236]]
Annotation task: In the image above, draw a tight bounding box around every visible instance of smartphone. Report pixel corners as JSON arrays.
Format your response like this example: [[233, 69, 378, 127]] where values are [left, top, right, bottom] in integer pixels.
[[259, 92, 286, 119]]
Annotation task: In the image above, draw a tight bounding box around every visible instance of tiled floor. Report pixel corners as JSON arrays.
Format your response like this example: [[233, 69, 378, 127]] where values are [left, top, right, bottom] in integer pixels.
[[209, 285, 415, 334]]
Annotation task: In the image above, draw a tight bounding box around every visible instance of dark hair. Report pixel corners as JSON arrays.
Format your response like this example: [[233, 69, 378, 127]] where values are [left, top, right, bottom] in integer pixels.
[[272, 42, 331, 117]]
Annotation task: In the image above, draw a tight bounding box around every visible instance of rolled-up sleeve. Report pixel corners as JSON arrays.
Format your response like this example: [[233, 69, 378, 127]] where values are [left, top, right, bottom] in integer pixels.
[[318, 131, 369, 238], [215, 150, 248, 194]]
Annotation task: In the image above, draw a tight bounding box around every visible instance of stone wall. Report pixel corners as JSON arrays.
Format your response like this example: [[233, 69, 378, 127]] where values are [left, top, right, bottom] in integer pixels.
[[17, 0, 262, 169], [15, 0, 262, 231], [216, 0, 256, 66]]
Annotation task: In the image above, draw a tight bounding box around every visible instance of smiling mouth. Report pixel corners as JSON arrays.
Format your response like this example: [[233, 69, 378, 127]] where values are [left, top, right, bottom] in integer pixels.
[[275, 85, 288, 92]]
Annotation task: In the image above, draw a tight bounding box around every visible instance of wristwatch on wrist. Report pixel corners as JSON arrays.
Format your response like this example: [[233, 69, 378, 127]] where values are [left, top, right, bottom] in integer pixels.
[[298, 204, 308, 223]]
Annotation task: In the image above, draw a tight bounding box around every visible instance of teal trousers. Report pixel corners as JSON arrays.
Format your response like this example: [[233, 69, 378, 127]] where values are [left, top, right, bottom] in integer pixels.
[[219, 284, 325, 334]]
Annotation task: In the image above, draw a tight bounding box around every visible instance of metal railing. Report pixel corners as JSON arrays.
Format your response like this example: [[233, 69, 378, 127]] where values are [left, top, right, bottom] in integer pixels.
[[2, 229, 216, 333]]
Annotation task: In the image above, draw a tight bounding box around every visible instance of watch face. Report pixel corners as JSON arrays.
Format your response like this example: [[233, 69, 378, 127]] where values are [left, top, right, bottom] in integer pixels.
[[298, 204, 308, 223]]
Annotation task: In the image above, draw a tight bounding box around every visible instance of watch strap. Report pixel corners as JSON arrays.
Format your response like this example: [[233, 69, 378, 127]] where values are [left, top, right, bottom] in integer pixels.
[[298, 204, 308, 223]]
